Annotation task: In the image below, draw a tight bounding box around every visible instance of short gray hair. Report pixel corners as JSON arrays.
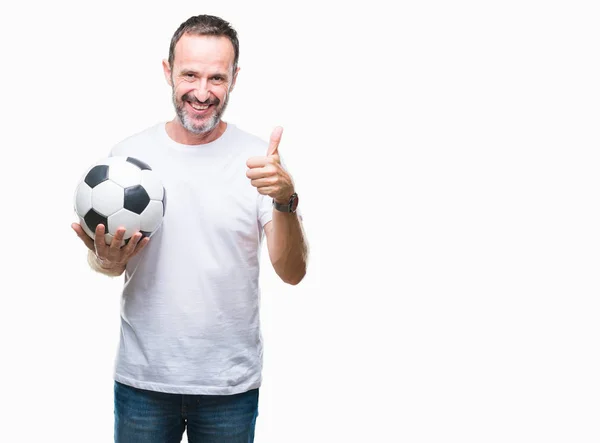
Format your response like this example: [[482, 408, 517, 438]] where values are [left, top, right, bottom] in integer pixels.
[[168, 15, 240, 73]]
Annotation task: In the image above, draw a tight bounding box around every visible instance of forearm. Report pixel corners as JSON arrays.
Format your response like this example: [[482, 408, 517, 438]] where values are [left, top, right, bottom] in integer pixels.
[[268, 210, 308, 285], [87, 250, 126, 277]]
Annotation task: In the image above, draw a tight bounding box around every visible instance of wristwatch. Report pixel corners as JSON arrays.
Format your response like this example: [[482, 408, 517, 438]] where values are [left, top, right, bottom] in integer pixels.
[[273, 192, 299, 213]]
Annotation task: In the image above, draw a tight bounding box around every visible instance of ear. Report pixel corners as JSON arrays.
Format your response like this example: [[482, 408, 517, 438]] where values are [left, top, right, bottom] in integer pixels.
[[229, 67, 240, 92], [162, 59, 173, 86]]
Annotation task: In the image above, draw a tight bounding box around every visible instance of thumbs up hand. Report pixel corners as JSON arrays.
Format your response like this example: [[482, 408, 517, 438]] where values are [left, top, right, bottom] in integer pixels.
[[246, 126, 295, 204]]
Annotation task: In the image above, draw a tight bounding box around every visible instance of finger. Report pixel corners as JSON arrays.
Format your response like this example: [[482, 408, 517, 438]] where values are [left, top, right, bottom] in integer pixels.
[[129, 237, 150, 259], [257, 186, 276, 196], [246, 156, 269, 169], [94, 224, 108, 256], [109, 227, 127, 250], [72, 223, 95, 251], [246, 165, 277, 180], [250, 177, 278, 188], [122, 232, 142, 256], [267, 126, 283, 156]]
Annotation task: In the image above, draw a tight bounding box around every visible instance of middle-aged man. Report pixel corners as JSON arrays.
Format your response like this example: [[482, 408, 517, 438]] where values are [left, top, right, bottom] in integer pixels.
[[72, 14, 308, 443]]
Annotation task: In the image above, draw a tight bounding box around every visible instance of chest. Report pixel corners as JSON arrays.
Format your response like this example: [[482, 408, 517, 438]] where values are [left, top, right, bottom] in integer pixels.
[[155, 154, 259, 234]]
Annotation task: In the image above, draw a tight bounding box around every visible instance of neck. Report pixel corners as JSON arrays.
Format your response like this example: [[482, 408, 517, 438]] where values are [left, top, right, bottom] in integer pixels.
[[165, 119, 227, 145]]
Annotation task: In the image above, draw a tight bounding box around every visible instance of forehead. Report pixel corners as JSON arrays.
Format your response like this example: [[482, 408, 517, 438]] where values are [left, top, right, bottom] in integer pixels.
[[172, 34, 235, 72]]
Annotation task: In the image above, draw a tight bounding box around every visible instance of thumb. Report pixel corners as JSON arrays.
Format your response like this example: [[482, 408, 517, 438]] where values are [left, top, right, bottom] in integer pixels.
[[267, 126, 283, 156]]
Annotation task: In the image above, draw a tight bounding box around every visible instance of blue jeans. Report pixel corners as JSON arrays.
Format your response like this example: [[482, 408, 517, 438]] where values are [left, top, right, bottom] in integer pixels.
[[114, 381, 259, 443]]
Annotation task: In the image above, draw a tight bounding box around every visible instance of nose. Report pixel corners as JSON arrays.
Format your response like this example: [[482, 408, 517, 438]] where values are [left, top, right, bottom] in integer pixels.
[[193, 79, 211, 103]]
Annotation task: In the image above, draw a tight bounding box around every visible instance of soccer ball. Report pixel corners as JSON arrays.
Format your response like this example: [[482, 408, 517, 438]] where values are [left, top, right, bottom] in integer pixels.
[[74, 156, 167, 245]]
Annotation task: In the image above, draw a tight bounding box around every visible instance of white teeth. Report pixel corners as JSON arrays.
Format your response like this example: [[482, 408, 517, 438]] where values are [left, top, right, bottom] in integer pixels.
[[190, 102, 209, 110]]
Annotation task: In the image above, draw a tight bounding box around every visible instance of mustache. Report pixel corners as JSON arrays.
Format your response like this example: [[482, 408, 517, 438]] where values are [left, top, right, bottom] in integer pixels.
[[181, 92, 219, 106]]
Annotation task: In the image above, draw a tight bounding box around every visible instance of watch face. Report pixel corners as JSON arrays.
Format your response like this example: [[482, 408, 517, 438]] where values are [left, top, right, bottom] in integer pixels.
[[290, 194, 299, 212]]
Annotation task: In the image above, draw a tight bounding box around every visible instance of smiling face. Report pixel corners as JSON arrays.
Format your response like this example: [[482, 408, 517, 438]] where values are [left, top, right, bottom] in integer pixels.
[[163, 34, 239, 137]]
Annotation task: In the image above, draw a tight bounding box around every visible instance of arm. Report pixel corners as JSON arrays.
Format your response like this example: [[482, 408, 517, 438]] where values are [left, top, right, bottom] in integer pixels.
[[264, 211, 308, 285], [246, 126, 308, 285]]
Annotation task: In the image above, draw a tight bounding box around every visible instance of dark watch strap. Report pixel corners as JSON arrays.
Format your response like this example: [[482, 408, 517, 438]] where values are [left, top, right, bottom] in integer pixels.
[[273, 193, 298, 213]]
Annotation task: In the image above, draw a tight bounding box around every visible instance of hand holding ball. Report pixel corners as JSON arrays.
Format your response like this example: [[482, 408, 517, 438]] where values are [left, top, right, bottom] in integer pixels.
[[73, 156, 167, 247]]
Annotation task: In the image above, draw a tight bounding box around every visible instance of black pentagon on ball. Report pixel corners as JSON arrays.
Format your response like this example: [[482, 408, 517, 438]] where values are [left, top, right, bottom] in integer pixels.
[[126, 157, 152, 171], [162, 186, 167, 216], [124, 185, 150, 215], [84, 165, 109, 188], [84, 208, 108, 232]]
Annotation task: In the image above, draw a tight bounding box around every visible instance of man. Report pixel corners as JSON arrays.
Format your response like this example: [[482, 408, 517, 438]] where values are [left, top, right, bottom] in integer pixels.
[[71, 14, 307, 443]]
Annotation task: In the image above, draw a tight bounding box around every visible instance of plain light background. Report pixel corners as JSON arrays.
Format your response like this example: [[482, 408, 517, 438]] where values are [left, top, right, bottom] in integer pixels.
[[0, 0, 598, 442]]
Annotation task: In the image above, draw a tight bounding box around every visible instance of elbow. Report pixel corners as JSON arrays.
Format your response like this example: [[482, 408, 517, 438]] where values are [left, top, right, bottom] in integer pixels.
[[282, 266, 306, 286], [273, 253, 307, 286], [284, 276, 303, 286]]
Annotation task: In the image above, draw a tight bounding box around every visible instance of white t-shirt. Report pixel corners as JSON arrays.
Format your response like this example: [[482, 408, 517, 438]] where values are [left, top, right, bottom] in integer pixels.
[[109, 122, 274, 395]]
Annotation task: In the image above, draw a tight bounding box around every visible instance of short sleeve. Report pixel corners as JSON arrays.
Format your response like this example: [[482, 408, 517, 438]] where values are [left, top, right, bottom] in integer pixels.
[[258, 193, 274, 228], [257, 193, 304, 229]]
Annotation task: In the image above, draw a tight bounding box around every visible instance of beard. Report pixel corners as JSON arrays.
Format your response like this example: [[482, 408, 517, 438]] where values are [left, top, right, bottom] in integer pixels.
[[172, 89, 230, 135]]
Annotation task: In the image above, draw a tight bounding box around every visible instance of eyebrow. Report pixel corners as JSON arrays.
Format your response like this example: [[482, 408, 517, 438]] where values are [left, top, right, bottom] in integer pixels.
[[179, 69, 228, 79]]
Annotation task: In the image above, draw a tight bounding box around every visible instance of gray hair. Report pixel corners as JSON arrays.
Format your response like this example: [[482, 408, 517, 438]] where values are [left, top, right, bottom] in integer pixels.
[[168, 15, 240, 73]]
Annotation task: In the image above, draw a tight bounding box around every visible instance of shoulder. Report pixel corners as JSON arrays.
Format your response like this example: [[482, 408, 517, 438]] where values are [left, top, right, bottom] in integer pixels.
[[226, 123, 269, 156], [110, 123, 163, 157]]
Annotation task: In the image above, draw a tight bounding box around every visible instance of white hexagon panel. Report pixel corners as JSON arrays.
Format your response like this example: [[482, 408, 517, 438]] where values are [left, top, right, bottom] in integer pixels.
[[108, 161, 143, 188], [108, 209, 141, 240], [91, 180, 125, 217], [140, 200, 165, 233], [74, 182, 93, 216]]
